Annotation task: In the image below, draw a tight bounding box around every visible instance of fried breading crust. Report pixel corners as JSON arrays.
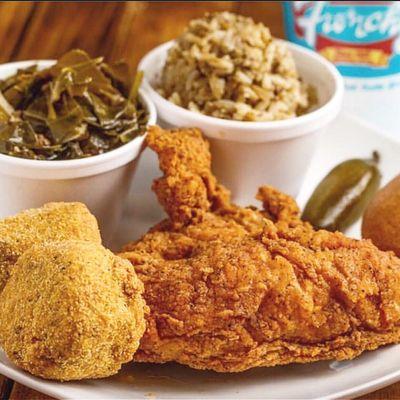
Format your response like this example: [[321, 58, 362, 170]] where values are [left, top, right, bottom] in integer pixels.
[[147, 126, 231, 227], [0, 241, 146, 381], [120, 126, 400, 372], [0, 202, 101, 292]]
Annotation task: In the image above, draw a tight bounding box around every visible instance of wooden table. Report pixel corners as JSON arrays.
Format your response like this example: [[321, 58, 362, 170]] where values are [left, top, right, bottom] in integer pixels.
[[0, 2, 398, 399]]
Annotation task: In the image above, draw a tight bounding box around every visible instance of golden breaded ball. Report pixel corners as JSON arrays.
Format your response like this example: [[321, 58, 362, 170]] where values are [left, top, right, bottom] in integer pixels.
[[0, 202, 102, 292], [362, 176, 400, 256], [0, 240, 146, 381]]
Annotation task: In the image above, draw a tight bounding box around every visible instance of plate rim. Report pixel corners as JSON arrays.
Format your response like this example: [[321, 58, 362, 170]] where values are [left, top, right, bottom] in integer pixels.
[[2, 348, 400, 400]]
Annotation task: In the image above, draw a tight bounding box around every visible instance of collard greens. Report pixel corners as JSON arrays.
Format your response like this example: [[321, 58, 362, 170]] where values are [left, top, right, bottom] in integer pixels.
[[0, 50, 148, 160]]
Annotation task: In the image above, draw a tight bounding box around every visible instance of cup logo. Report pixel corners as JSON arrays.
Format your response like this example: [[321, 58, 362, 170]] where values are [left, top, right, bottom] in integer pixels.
[[284, 1, 400, 77]]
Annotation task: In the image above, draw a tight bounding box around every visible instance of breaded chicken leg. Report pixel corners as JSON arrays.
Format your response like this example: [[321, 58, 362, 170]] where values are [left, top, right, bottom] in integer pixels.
[[120, 126, 400, 372]]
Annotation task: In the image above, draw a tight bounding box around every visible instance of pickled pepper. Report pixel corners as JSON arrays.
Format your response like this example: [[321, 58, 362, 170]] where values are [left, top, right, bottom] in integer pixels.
[[302, 152, 381, 232]]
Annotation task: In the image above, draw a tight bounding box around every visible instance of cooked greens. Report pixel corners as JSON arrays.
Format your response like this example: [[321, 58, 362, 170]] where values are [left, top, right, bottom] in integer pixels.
[[0, 50, 148, 160]]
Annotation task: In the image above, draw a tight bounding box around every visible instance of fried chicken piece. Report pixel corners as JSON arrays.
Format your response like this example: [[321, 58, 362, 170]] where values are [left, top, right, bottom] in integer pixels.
[[147, 126, 231, 227], [0, 202, 101, 292], [0, 240, 146, 381], [120, 126, 400, 372]]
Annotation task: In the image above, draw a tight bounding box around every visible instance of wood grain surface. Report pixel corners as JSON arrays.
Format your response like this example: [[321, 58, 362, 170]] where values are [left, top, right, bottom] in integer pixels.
[[0, 2, 285, 67], [0, 2, 398, 399]]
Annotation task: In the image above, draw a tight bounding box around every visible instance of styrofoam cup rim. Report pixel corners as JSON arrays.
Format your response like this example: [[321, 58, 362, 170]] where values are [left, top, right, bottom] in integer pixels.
[[138, 40, 344, 143], [0, 60, 157, 178]]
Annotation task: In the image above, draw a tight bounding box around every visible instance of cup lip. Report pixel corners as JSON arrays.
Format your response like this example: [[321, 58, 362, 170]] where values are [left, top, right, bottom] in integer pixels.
[[0, 59, 157, 175], [138, 40, 344, 141]]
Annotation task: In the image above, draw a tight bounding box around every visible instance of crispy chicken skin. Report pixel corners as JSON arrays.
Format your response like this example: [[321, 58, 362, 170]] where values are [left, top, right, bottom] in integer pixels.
[[120, 126, 400, 373], [0, 202, 101, 292], [0, 241, 146, 381]]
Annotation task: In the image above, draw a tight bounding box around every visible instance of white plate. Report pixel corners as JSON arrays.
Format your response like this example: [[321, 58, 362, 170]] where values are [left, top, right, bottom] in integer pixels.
[[1, 112, 400, 400]]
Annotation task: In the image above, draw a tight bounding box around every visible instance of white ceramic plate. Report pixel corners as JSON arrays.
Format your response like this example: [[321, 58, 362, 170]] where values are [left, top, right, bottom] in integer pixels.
[[1, 112, 400, 400]]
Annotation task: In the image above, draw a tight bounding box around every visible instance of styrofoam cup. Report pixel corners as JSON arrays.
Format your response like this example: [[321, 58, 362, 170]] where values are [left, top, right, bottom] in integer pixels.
[[139, 40, 344, 205], [0, 61, 157, 245]]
